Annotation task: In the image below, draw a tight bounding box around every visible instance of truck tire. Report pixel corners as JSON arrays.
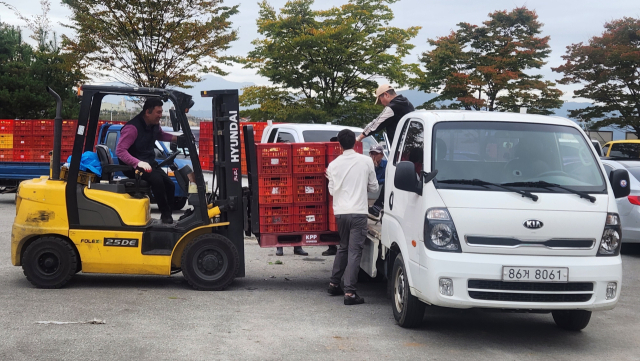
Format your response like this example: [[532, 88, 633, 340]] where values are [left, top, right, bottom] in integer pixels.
[[22, 236, 77, 289], [552, 310, 592, 331], [181, 233, 239, 291], [391, 254, 426, 328], [173, 197, 188, 210]]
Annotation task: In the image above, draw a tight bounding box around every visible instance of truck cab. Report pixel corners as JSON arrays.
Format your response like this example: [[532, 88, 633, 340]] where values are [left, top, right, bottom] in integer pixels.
[[378, 110, 630, 330]]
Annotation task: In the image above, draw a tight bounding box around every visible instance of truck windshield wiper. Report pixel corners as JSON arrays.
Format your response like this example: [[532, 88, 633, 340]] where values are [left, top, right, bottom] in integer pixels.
[[501, 181, 596, 203], [437, 179, 538, 202]]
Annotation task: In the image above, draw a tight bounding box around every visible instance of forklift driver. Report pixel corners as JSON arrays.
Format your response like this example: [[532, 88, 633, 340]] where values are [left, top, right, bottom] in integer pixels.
[[116, 98, 178, 224]]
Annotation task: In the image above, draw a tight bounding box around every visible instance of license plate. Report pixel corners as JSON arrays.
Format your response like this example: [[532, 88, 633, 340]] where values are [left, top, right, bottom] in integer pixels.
[[502, 266, 568, 282]]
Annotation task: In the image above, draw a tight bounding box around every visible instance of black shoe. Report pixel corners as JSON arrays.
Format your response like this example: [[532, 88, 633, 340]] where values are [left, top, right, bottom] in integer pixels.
[[368, 205, 381, 219], [293, 246, 308, 256], [322, 246, 337, 256], [276, 247, 283, 256], [161, 216, 174, 224], [344, 293, 365, 305], [328, 283, 344, 296]]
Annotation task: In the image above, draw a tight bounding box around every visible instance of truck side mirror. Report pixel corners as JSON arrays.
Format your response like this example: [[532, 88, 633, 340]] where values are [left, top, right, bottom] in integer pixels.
[[394, 161, 423, 195], [610, 169, 631, 199]]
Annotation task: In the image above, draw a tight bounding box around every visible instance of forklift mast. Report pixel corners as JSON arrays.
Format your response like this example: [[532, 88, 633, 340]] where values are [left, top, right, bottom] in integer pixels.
[[201, 90, 245, 277]]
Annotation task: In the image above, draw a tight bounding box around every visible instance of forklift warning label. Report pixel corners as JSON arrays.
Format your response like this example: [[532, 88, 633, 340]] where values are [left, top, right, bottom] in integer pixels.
[[104, 238, 139, 247]]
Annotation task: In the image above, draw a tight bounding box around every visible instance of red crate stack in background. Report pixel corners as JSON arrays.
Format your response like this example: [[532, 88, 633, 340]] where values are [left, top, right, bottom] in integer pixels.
[[0, 120, 14, 133], [292, 143, 327, 232], [257, 143, 293, 233], [61, 120, 77, 161], [198, 121, 214, 171]]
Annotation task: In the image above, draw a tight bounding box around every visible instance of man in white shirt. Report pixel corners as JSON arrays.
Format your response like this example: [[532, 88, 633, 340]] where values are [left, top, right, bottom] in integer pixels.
[[326, 129, 379, 305]]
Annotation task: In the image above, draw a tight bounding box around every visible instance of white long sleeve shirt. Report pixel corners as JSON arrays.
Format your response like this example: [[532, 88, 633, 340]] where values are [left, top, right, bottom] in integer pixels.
[[327, 149, 379, 215]]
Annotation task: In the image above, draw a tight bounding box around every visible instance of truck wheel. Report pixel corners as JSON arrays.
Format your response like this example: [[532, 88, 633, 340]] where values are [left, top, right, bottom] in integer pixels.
[[181, 233, 239, 291], [22, 236, 77, 289], [391, 254, 426, 328], [552, 310, 592, 331], [173, 197, 187, 210]]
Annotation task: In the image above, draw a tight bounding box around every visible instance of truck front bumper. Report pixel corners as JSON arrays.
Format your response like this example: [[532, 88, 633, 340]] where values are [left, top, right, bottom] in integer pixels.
[[411, 252, 621, 311]]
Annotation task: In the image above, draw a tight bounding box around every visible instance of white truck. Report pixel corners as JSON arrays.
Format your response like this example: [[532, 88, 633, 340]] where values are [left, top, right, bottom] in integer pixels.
[[362, 110, 630, 331]]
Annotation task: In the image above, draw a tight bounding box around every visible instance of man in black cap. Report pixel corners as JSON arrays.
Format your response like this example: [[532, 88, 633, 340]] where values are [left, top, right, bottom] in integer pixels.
[[356, 84, 414, 146]]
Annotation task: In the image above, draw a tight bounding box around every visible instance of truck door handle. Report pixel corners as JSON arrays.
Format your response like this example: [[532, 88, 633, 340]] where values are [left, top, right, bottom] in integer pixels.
[[389, 191, 394, 210]]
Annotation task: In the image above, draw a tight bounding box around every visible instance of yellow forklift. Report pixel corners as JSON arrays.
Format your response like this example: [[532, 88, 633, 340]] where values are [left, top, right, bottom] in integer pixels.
[[11, 85, 258, 290]]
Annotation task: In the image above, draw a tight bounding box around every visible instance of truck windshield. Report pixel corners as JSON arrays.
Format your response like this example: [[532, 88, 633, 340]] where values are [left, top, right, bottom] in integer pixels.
[[432, 121, 606, 193]]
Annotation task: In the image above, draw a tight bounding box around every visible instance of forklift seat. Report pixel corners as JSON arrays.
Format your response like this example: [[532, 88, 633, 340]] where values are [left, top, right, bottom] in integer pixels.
[[94, 145, 150, 196]]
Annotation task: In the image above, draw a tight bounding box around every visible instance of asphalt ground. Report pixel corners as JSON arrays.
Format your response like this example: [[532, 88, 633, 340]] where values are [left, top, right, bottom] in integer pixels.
[[1, 192, 639, 361]]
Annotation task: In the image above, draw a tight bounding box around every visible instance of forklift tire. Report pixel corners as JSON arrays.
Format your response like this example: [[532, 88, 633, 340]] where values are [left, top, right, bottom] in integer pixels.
[[22, 236, 77, 289], [181, 233, 239, 291], [173, 197, 188, 211], [391, 254, 426, 328]]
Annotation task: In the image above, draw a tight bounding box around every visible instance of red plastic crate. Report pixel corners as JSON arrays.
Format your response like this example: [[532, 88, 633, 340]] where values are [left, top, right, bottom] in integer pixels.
[[259, 204, 293, 233], [62, 120, 77, 135], [13, 136, 31, 149], [13, 120, 32, 134], [13, 149, 32, 161], [328, 196, 337, 232], [200, 156, 212, 171], [259, 176, 293, 203], [199, 142, 214, 155], [261, 223, 293, 233], [0, 149, 13, 161], [200, 121, 213, 139], [0, 120, 13, 133], [292, 143, 326, 173], [256, 143, 291, 175], [33, 120, 54, 135], [32, 149, 49, 162], [32, 136, 53, 148], [326, 142, 364, 164], [294, 203, 328, 231], [293, 174, 326, 203]]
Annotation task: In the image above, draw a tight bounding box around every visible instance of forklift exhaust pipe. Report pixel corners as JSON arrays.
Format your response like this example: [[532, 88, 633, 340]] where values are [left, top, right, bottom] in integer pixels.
[[46, 86, 63, 181]]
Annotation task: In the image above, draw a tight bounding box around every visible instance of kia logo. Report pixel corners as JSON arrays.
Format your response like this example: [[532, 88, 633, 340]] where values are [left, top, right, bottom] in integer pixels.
[[523, 220, 543, 229]]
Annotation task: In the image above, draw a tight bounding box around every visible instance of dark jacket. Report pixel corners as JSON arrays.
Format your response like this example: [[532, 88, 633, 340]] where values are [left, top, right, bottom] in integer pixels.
[[362, 95, 414, 145], [122, 113, 161, 164], [375, 158, 387, 185]]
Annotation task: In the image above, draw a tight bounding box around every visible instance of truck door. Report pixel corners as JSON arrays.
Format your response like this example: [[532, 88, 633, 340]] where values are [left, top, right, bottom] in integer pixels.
[[386, 119, 426, 266]]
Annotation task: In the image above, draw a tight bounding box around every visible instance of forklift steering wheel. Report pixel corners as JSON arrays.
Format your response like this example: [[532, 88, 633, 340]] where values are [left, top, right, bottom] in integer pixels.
[[156, 151, 180, 169]]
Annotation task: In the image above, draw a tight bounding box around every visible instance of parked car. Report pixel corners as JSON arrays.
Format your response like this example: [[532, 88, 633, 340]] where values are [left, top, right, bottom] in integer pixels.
[[261, 123, 378, 154], [601, 158, 640, 243], [601, 140, 640, 159]]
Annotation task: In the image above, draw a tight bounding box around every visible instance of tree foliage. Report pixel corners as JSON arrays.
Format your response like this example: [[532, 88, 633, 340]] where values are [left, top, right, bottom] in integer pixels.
[[242, 0, 419, 125], [62, 0, 239, 88], [552, 17, 640, 134], [0, 1, 84, 119], [414, 7, 562, 114]]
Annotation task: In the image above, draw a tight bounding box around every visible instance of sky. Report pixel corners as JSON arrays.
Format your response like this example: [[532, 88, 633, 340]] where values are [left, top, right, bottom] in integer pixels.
[[1, 0, 639, 101]]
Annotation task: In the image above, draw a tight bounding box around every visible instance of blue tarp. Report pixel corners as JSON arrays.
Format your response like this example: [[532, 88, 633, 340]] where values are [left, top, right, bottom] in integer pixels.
[[66, 151, 102, 176]]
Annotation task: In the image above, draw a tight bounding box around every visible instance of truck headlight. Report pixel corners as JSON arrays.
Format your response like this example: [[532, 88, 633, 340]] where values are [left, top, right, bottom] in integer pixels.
[[424, 208, 462, 252], [598, 213, 622, 256]]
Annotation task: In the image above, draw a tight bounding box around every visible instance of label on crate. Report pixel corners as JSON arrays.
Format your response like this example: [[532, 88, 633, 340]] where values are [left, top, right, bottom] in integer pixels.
[[305, 186, 315, 194], [271, 187, 280, 195], [306, 215, 316, 222], [270, 158, 280, 165], [305, 156, 314, 163]]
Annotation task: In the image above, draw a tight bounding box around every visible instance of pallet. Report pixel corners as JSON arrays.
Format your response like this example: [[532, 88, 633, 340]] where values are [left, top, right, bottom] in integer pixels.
[[258, 231, 340, 248]]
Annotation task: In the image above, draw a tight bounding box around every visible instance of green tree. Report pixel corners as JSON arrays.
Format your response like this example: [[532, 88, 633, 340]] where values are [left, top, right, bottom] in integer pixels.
[[62, 0, 239, 88], [242, 0, 419, 125], [0, 0, 84, 119], [414, 7, 562, 114], [552, 17, 640, 135]]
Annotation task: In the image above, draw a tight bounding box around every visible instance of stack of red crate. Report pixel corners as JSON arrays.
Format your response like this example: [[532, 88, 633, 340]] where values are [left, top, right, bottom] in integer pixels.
[[61, 120, 77, 161], [257, 143, 293, 233], [13, 120, 33, 161], [292, 143, 327, 232], [199, 121, 214, 171], [325, 142, 364, 231], [0, 120, 13, 161]]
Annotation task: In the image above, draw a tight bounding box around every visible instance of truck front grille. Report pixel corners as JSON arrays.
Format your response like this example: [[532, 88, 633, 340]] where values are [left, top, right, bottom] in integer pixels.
[[467, 280, 594, 303]]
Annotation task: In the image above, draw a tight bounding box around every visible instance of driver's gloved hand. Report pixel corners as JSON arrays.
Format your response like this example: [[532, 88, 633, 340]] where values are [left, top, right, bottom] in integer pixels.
[[177, 134, 188, 148], [137, 161, 152, 173]]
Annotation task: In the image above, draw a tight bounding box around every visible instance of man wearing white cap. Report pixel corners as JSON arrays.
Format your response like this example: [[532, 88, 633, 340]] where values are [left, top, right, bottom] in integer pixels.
[[356, 84, 414, 146]]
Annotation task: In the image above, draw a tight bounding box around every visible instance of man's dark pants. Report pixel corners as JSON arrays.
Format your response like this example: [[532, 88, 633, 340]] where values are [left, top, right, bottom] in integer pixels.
[[330, 214, 368, 294], [124, 167, 175, 218]]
